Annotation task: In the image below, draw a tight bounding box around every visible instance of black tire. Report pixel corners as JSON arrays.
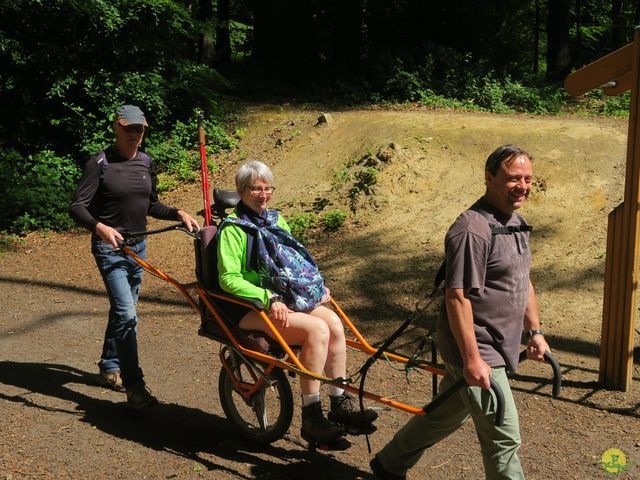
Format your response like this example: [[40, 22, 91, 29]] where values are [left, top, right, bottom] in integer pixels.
[[218, 351, 294, 444]]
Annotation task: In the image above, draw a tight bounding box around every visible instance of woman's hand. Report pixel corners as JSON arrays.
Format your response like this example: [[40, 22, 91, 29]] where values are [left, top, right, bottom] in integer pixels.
[[269, 301, 293, 329], [320, 287, 331, 304], [95, 222, 124, 249], [177, 210, 200, 232]]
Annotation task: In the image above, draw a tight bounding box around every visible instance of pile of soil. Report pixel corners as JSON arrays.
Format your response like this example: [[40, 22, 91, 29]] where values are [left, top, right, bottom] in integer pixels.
[[1, 105, 638, 479]]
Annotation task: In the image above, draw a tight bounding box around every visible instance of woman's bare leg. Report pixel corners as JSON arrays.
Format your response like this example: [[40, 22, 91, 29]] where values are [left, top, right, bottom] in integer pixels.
[[308, 305, 346, 381], [238, 310, 329, 396]]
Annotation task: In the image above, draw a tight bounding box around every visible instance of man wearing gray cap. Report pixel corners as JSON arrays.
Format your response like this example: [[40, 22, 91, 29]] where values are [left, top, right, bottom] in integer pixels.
[[70, 104, 200, 409]]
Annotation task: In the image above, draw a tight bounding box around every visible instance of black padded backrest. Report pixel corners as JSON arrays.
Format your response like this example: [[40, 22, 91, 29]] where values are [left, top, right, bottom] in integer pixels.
[[194, 225, 220, 290], [213, 188, 240, 217], [195, 189, 240, 290]]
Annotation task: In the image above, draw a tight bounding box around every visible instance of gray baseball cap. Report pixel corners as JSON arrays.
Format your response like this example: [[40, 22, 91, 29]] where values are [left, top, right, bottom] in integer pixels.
[[115, 104, 148, 126]]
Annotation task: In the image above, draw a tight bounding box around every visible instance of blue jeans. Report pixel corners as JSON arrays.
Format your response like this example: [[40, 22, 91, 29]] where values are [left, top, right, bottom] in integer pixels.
[[93, 239, 146, 390]]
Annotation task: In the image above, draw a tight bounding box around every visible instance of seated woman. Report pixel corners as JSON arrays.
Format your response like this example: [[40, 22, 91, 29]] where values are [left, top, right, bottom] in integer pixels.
[[216, 160, 377, 444]]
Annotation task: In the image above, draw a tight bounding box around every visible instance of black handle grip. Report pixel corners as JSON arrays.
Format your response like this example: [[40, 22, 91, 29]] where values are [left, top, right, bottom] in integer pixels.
[[518, 349, 562, 397], [489, 376, 505, 427], [123, 222, 185, 240]]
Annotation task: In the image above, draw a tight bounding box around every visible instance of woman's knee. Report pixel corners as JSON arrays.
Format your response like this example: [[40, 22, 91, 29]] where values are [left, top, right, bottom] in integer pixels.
[[314, 308, 344, 337], [306, 319, 330, 347]]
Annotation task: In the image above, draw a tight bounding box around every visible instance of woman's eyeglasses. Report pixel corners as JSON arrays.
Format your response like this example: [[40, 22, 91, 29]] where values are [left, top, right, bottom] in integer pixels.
[[246, 186, 275, 195]]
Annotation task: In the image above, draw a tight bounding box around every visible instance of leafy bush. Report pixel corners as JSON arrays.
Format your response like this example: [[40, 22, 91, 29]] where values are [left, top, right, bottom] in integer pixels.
[[383, 68, 426, 102], [146, 113, 234, 190], [0, 1, 238, 231], [419, 89, 468, 110], [465, 76, 512, 113], [349, 167, 379, 199], [575, 90, 631, 116], [0, 149, 80, 233], [0, 232, 25, 256], [287, 212, 318, 242], [321, 209, 347, 231]]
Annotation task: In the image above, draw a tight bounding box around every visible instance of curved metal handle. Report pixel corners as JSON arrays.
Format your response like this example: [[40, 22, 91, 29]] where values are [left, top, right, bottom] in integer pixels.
[[423, 376, 505, 426], [119, 223, 195, 248], [518, 349, 562, 397], [488, 377, 505, 427]]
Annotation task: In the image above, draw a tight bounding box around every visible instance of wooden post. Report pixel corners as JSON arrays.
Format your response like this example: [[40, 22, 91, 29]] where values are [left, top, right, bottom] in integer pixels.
[[565, 28, 640, 391]]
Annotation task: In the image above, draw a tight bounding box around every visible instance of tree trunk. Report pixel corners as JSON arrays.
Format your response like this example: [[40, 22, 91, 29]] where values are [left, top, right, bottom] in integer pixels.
[[546, 0, 572, 79], [534, 0, 540, 73], [251, 0, 317, 71], [611, 0, 625, 50], [332, 0, 363, 68], [198, 0, 215, 64], [216, 0, 231, 64]]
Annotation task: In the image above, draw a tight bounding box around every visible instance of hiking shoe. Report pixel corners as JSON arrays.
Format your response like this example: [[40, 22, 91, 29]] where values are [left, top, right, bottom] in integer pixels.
[[98, 369, 124, 392], [126, 386, 159, 410], [370, 455, 406, 480], [328, 392, 378, 428], [301, 401, 345, 444]]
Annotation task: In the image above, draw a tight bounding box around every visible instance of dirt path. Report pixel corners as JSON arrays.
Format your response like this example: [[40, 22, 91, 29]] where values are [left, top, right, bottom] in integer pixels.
[[1, 106, 639, 479]]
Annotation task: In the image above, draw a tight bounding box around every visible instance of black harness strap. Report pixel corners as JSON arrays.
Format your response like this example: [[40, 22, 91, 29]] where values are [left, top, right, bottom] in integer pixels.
[[433, 207, 532, 290]]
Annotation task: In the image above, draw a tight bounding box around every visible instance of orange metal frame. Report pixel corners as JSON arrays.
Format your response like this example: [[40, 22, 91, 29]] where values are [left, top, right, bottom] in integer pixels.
[[123, 245, 445, 416]]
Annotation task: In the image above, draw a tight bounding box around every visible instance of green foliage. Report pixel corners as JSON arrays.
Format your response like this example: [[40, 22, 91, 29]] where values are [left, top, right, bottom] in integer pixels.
[[349, 167, 378, 199], [287, 212, 318, 243], [146, 113, 234, 191], [0, 149, 80, 233], [573, 91, 631, 116], [230, 20, 253, 60], [383, 69, 426, 102], [382, 60, 566, 115], [0, 1, 239, 231], [332, 164, 352, 190], [465, 76, 512, 113], [0, 232, 25, 257], [321, 209, 347, 232]]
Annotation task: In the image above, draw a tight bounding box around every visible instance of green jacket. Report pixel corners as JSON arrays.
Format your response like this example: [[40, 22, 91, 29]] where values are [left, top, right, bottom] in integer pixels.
[[216, 210, 290, 307]]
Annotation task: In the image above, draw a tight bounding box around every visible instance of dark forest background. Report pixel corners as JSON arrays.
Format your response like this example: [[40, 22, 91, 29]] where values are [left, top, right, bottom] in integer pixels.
[[0, 0, 638, 234]]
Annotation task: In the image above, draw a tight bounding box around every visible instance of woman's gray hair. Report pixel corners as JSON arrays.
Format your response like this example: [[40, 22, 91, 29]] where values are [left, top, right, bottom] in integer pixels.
[[235, 160, 274, 191], [485, 144, 532, 176]]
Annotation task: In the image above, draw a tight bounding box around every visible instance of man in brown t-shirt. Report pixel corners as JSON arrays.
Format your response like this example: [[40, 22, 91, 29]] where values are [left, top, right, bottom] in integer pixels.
[[372, 145, 551, 480]]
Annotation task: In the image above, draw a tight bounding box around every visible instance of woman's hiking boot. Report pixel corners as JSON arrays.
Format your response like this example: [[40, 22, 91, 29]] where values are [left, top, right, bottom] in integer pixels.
[[328, 391, 378, 429], [300, 401, 345, 445]]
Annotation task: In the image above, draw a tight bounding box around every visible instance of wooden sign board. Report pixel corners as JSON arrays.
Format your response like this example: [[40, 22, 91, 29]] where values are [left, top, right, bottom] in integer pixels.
[[565, 30, 638, 391]]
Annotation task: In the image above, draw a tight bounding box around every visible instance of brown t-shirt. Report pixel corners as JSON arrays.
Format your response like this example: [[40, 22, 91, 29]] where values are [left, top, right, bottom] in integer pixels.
[[436, 201, 531, 372]]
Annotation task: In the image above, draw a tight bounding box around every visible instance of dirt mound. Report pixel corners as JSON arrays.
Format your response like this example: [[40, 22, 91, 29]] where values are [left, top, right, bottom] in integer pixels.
[[1, 105, 638, 479]]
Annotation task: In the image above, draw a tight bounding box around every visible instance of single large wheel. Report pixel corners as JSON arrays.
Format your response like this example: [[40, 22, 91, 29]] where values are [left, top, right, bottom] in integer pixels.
[[218, 349, 294, 444]]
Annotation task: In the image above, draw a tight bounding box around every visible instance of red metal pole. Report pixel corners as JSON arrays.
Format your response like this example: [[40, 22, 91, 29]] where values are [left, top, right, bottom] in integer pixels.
[[198, 111, 212, 227]]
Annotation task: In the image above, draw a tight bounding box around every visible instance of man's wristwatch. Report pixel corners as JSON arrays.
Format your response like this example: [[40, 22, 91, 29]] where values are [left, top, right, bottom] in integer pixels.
[[270, 294, 283, 304], [526, 329, 545, 338]]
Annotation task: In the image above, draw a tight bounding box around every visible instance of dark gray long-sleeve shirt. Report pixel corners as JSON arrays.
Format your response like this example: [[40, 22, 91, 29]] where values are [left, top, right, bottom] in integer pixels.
[[69, 146, 178, 241]]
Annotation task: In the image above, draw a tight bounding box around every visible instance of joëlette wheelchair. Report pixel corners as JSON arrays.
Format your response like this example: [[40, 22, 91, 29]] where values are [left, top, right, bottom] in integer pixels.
[[120, 188, 561, 446]]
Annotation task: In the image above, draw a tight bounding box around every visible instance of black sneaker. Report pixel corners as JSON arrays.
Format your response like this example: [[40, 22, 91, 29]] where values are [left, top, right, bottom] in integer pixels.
[[328, 392, 378, 428], [370, 455, 406, 480], [301, 401, 345, 444], [126, 386, 159, 410]]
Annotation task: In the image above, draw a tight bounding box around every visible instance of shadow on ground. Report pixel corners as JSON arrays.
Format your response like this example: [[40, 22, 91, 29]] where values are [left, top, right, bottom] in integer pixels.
[[0, 361, 370, 479]]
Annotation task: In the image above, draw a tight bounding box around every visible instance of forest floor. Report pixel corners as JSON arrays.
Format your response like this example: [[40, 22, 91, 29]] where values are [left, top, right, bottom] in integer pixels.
[[1, 104, 639, 479]]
